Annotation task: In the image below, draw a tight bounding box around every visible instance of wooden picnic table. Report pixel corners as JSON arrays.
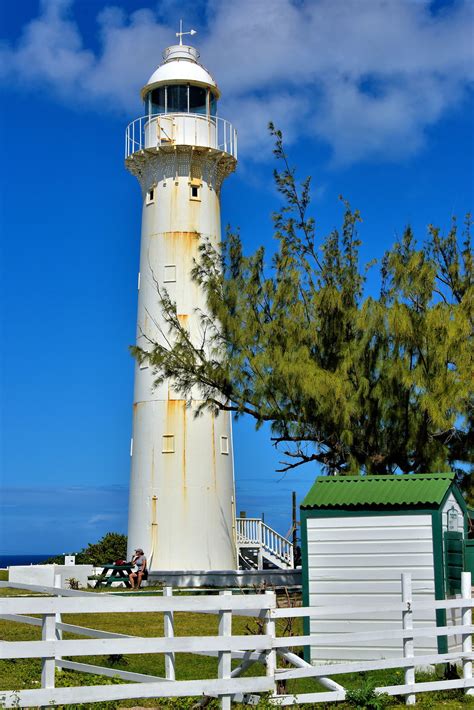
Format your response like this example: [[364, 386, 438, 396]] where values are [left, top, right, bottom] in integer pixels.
[[95, 563, 133, 588]]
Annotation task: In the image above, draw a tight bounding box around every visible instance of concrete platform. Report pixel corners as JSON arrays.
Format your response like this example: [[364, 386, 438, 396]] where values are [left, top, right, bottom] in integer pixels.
[[8, 564, 93, 589], [148, 568, 301, 588]]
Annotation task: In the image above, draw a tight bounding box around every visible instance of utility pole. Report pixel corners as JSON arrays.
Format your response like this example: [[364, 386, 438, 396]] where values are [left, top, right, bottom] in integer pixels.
[[292, 491, 298, 567]]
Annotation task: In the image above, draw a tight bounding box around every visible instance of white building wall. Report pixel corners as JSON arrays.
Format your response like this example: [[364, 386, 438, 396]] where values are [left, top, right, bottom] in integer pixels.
[[307, 514, 438, 662], [126, 146, 237, 571], [9, 565, 93, 589]]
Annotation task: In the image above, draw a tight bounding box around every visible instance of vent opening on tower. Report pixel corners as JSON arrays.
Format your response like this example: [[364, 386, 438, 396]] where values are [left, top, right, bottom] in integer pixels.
[[164, 265, 176, 283], [220, 436, 229, 455], [190, 178, 201, 201], [146, 187, 155, 204], [162, 435, 175, 453]]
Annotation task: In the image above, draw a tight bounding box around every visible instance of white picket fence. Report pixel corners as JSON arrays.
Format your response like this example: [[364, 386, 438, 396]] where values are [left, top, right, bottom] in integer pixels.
[[0, 573, 473, 708]]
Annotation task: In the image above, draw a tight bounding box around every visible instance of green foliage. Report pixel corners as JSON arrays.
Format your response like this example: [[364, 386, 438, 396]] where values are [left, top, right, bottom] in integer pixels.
[[106, 654, 128, 666], [43, 533, 127, 567], [132, 124, 473, 487], [345, 680, 391, 709]]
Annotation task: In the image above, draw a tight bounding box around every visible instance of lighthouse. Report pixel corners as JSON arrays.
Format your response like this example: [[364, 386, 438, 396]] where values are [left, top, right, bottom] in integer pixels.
[[125, 30, 238, 571]]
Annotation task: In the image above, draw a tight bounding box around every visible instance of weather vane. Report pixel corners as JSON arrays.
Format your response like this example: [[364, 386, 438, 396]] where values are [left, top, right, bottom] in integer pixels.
[[176, 19, 197, 46]]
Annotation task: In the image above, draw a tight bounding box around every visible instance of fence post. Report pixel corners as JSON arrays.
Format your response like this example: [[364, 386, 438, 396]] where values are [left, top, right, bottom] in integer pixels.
[[163, 586, 176, 681], [54, 573, 62, 672], [264, 590, 277, 698], [41, 611, 56, 693], [461, 571, 473, 696], [401, 573, 415, 705], [218, 590, 232, 710]]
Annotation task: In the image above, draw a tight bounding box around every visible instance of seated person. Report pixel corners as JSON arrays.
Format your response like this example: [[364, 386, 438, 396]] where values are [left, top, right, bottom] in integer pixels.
[[129, 548, 147, 589]]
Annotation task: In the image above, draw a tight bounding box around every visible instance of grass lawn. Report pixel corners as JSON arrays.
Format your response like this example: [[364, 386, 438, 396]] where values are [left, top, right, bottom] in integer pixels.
[[0, 582, 472, 709]]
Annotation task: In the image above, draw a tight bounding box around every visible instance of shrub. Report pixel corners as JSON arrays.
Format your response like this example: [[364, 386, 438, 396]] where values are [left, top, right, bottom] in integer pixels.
[[43, 532, 127, 567]]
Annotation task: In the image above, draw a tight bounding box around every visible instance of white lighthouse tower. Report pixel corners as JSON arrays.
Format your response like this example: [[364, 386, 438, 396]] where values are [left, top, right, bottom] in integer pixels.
[[125, 30, 238, 571]]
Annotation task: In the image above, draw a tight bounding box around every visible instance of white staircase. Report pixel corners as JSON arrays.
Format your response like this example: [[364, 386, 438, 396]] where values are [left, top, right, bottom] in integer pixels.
[[236, 518, 294, 570]]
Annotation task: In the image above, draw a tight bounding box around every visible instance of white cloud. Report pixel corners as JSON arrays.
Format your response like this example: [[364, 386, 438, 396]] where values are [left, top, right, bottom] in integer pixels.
[[0, 0, 94, 89], [87, 513, 122, 526], [81, 7, 171, 108], [1, 0, 473, 164]]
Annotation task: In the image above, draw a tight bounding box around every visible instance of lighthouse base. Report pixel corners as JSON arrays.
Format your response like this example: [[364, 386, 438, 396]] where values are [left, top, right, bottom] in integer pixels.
[[147, 568, 301, 589]]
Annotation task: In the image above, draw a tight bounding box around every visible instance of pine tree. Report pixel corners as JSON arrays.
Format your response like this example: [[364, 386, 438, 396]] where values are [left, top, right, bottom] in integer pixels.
[[132, 126, 473, 494]]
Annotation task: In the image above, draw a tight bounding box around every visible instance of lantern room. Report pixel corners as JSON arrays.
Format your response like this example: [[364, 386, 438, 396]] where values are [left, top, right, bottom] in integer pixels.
[[125, 41, 236, 163], [141, 44, 219, 118]]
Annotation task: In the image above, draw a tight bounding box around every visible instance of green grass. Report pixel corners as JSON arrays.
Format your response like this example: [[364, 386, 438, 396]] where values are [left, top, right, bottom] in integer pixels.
[[0, 583, 472, 709]]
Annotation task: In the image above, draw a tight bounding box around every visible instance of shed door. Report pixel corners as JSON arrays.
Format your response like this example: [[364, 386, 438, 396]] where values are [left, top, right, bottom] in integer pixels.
[[444, 531, 463, 594]]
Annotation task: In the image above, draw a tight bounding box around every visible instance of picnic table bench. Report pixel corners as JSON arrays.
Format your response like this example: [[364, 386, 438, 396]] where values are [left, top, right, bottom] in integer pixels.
[[94, 563, 133, 588]]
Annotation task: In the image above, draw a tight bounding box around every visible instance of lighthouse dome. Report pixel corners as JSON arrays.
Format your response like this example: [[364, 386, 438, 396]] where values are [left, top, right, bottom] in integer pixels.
[[141, 44, 220, 99]]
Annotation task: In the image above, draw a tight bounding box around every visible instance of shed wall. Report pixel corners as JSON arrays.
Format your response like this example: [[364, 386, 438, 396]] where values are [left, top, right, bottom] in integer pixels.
[[306, 514, 438, 662]]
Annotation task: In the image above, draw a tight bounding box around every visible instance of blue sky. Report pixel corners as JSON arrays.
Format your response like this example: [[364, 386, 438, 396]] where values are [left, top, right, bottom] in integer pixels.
[[0, 0, 473, 554]]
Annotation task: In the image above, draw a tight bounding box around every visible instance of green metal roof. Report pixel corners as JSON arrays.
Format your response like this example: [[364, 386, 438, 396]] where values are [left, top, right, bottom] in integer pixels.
[[301, 473, 456, 509]]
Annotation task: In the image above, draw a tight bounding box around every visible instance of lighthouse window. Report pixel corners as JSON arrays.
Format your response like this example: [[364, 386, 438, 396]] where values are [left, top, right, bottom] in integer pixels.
[[146, 86, 217, 117], [162, 435, 175, 453], [167, 85, 188, 113], [190, 185, 200, 200], [209, 91, 217, 117], [146, 88, 166, 115], [189, 86, 207, 115], [146, 188, 155, 204], [220, 436, 229, 455]]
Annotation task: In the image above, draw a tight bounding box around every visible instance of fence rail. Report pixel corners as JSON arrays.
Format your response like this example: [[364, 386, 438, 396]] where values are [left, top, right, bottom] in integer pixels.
[[0, 574, 472, 708]]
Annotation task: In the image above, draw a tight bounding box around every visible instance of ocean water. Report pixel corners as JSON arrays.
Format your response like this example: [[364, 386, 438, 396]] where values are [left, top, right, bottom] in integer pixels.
[[0, 554, 58, 568]]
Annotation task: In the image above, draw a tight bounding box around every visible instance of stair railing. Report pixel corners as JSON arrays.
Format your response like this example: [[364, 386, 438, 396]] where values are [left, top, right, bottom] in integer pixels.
[[236, 518, 294, 568]]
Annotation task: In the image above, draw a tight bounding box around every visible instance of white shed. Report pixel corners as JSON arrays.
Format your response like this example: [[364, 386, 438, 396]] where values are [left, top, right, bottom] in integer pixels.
[[300, 473, 469, 663]]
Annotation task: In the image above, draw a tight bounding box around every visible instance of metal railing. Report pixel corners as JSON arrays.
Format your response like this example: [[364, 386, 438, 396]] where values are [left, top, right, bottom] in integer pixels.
[[236, 517, 294, 569], [125, 113, 237, 160]]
